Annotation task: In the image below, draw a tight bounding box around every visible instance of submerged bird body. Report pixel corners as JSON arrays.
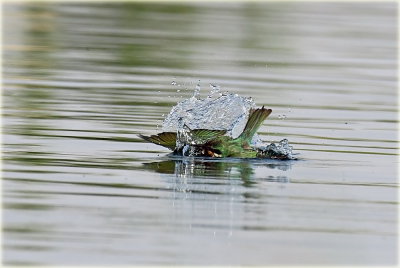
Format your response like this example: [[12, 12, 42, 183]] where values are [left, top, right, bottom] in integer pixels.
[[139, 107, 272, 158]]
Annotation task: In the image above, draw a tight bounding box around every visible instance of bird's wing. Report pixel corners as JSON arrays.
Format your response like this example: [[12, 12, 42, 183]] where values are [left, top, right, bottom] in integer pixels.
[[138, 132, 177, 150], [190, 129, 227, 144], [139, 129, 226, 150]]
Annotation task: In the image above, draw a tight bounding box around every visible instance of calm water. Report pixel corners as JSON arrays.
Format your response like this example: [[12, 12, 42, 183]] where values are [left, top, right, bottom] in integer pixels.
[[2, 2, 398, 265]]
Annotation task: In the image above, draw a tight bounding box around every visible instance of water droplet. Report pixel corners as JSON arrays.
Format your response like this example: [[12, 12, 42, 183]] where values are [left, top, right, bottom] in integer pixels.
[[172, 81, 177, 86], [193, 80, 201, 98], [208, 83, 221, 98], [278, 114, 287, 120], [177, 89, 181, 92]]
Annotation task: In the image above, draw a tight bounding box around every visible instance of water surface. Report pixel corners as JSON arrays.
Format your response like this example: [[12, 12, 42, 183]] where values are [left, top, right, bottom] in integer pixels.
[[2, 2, 398, 265]]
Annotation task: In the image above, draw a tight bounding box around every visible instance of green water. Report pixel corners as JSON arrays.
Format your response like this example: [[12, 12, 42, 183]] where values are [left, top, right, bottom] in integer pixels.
[[2, 2, 398, 265]]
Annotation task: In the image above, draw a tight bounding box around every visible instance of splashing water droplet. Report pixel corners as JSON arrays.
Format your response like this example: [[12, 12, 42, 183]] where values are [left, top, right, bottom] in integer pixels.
[[256, 138, 296, 160], [193, 80, 201, 99], [172, 81, 177, 86], [208, 83, 221, 98], [278, 114, 287, 119], [182, 144, 190, 156]]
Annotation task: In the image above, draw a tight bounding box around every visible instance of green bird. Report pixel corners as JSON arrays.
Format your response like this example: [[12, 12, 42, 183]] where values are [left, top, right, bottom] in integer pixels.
[[139, 106, 272, 158]]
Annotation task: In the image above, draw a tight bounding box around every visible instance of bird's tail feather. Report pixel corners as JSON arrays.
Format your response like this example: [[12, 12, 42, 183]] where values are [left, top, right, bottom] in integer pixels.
[[239, 106, 272, 141]]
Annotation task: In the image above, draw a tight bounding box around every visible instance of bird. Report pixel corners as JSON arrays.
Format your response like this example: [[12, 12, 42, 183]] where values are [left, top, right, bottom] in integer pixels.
[[139, 106, 272, 158]]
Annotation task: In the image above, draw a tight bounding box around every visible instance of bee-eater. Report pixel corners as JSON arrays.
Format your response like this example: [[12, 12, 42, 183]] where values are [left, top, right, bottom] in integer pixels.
[[139, 106, 272, 158]]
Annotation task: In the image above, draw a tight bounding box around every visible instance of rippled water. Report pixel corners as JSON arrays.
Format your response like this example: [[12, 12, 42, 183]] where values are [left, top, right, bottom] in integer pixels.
[[2, 2, 398, 265]]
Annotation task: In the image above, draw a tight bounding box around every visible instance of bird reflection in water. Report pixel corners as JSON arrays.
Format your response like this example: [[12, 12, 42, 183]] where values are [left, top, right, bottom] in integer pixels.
[[143, 157, 292, 187], [143, 158, 293, 238]]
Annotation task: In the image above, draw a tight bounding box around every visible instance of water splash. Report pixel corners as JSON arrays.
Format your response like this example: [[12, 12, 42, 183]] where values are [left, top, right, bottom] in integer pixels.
[[256, 139, 296, 160], [162, 92, 255, 138], [193, 80, 201, 99], [208, 83, 221, 98], [161, 82, 296, 159]]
